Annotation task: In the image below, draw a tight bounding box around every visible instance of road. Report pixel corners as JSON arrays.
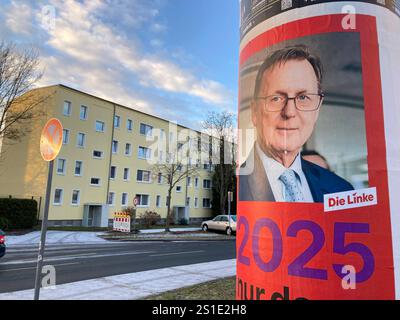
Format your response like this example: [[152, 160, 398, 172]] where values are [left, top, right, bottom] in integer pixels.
[[0, 240, 236, 293]]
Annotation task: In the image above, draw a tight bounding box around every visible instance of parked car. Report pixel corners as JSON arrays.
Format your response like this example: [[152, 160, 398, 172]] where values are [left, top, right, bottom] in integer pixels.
[[0, 229, 5, 258], [201, 215, 236, 235]]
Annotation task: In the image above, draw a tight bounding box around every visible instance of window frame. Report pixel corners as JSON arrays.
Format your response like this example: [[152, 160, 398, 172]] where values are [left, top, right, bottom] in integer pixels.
[[71, 189, 81, 206], [136, 169, 152, 183], [80, 105, 88, 121], [74, 160, 83, 177], [95, 120, 105, 133], [90, 177, 101, 187], [53, 188, 64, 205], [77, 132, 86, 148], [127, 119, 133, 132], [123, 168, 130, 181], [56, 158, 67, 175], [121, 192, 128, 207], [110, 166, 117, 180], [114, 115, 121, 129], [136, 194, 150, 208], [63, 101, 71, 116], [108, 192, 115, 206], [62, 129, 70, 145]]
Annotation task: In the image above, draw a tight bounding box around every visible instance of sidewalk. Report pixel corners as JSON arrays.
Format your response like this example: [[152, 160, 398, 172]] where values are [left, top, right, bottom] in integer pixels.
[[0, 259, 236, 300], [5, 228, 205, 247]]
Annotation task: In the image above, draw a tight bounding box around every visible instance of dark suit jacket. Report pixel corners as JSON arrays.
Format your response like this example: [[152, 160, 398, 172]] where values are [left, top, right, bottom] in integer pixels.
[[239, 147, 354, 203]]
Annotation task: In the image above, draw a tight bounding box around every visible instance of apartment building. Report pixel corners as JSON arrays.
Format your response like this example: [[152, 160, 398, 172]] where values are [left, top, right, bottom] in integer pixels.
[[0, 85, 215, 227]]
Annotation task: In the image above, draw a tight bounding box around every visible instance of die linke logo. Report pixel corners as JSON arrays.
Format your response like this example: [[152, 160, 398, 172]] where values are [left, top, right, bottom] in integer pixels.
[[324, 187, 378, 212]]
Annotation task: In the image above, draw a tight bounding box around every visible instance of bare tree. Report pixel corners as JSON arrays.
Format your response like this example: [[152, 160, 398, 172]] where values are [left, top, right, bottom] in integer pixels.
[[0, 41, 47, 144], [202, 111, 236, 215], [151, 143, 200, 233]]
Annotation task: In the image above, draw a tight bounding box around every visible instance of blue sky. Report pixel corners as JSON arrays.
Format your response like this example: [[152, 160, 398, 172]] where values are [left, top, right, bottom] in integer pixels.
[[0, 0, 239, 130]]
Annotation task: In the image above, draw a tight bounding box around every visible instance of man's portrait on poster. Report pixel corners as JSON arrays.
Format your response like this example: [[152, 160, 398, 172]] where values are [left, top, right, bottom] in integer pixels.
[[239, 45, 354, 203]]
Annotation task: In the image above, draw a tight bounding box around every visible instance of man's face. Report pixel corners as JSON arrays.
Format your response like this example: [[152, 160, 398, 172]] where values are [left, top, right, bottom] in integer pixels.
[[252, 59, 321, 157]]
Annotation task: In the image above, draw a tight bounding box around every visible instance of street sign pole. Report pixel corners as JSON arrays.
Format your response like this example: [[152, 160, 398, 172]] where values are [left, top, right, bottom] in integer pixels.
[[34, 118, 63, 300], [34, 159, 53, 300]]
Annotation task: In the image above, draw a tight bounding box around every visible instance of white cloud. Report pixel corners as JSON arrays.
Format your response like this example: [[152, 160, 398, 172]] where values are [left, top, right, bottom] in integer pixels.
[[5, 1, 34, 35], [1, 0, 234, 127], [41, 0, 232, 106]]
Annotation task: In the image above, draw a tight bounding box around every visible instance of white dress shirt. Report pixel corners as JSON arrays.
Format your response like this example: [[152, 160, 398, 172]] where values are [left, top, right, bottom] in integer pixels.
[[256, 143, 314, 202]]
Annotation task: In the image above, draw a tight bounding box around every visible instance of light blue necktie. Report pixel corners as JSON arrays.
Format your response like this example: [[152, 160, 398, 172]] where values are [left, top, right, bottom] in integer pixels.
[[279, 169, 305, 202]]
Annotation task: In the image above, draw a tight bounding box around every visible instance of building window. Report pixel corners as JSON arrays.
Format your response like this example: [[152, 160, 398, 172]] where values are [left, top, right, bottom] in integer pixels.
[[194, 197, 199, 208], [71, 190, 80, 205], [80, 105, 88, 120], [136, 194, 149, 207], [176, 185, 182, 193], [186, 197, 190, 207], [137, 170, 151, 183], [127, 119, 133, 131], [123, 168, 130, 181], [57, 158, 66, 175], [140, 123, 153, 136], [203, 198, 211, 208], [93, 150, 103, 159], [157, 173, 163, 184], [203, 179, 212, 189], [63, 101, 71, 116], [77, 133, 86, 148], [114, 115, 121, 128], [138, 146, 151, 160], [121, 193, 128, 206], [112, 140, 118, 154], [187, 177, 191, 187], [62, 129, 70, 145], [53, 189, 63, 205], [125, 143, 132, 156], [95, 120, 105, 132], [90, 177, 101, 186], [108, 192, 115, 206], [195, 177, 199, 188], [110, 166, 117, 179], [156, 195, 161, 208], [75, 161, 83, 176]]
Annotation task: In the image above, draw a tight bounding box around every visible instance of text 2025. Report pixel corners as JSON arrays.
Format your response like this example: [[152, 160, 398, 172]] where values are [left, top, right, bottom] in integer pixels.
[[238, 216, 375, 282]]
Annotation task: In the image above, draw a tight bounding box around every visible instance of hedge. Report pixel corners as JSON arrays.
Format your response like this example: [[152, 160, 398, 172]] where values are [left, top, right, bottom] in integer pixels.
[[0, 198, 38, 230]]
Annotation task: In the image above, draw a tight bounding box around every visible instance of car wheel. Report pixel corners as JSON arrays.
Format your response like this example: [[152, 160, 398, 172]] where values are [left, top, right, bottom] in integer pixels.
[[226, 227, 232, 236], [202, 224, 208, 232]]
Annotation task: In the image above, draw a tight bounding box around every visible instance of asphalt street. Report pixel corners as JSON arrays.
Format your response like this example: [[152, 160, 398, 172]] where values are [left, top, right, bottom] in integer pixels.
[[0, 240, 236, 293]]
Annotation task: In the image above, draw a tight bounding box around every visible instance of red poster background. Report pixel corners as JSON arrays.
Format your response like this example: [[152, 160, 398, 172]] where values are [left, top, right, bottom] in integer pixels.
[[237, 14, 395, 300]]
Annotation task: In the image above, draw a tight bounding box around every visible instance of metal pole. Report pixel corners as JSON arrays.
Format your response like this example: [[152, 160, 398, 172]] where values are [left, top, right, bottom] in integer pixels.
[[228, 192, 232, 233], [34, 160, 53, 300]]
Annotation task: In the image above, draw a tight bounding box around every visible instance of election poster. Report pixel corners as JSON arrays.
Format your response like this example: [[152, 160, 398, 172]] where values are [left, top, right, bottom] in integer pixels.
[[237, 0, 400, 299]]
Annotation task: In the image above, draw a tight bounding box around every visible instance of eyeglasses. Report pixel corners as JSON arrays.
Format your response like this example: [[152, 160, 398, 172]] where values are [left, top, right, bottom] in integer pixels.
[[255, 93, 325, 112]]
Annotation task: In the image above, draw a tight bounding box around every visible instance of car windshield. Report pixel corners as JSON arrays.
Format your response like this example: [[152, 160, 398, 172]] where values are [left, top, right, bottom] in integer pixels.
[[231, 215, 237, 222]]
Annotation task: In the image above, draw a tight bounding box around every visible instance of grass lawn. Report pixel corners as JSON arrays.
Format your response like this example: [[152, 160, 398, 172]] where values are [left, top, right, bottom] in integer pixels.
[[143, 277, 236, 300]]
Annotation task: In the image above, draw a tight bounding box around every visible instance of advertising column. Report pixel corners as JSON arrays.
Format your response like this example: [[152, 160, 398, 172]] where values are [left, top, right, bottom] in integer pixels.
[[237, 0, 400, 300]]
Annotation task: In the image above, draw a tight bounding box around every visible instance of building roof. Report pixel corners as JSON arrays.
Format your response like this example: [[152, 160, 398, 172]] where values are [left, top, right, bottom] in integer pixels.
[[37, 83, 204, 135]]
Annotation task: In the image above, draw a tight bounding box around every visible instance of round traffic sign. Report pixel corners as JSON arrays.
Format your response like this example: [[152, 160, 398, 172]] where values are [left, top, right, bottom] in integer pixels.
[[40, 118, 63, 162]]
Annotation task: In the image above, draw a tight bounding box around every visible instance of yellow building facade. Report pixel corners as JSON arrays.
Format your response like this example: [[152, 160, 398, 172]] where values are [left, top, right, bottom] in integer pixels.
[[0, 85, 215, 227]]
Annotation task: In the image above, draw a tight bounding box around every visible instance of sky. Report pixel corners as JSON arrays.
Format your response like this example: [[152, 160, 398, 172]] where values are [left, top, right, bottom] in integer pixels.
[[0, 0, 239, 130]]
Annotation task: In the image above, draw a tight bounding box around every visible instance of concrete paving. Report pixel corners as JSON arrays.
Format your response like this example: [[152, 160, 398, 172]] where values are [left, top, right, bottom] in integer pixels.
[[6, 228, 203, 247], [0, 258, 236, 300]]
